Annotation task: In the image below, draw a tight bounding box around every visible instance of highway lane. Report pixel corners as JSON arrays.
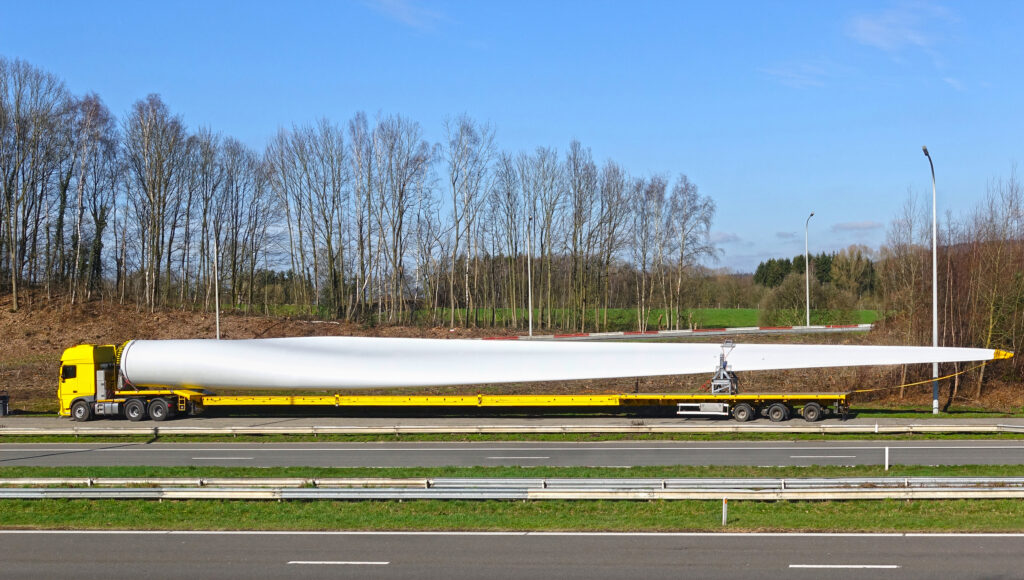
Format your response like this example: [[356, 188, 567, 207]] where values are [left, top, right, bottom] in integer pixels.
[[0, 531, 1021, 580], [8, 416, 1024, 429], [4, 440, 1024, 467]]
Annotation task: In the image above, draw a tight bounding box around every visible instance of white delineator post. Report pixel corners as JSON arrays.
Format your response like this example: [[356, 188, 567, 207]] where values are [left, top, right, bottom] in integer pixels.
[[923, 146, 938, 414]]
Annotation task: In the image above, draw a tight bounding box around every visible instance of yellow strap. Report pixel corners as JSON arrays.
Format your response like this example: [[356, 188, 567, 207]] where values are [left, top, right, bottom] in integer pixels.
[[851, 361, 990, 394]]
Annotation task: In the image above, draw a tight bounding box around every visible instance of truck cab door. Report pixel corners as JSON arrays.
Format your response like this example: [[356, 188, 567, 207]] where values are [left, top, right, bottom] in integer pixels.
[[58, 362, 95, 415]]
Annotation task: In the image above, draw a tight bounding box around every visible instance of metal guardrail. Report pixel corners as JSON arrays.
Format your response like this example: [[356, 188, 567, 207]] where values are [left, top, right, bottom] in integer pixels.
[[0, 423, 1017, 436], [1, 476, 1022, 501]]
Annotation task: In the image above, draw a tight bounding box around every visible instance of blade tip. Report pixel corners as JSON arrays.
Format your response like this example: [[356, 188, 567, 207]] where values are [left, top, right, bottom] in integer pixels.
[[994, 350, 1015, 360]]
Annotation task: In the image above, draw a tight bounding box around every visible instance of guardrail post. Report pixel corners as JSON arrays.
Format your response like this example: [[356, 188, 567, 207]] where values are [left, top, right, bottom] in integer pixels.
[[885, 447, 890, 471]]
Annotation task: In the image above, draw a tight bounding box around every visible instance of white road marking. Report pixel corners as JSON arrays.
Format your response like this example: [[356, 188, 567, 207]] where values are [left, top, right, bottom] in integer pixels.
[[486, 456, 550, 459], [288, 561, 389, 565], [790, 564, 899, 569], [789, 455, 857, 459], [190, 457, 253, 460]]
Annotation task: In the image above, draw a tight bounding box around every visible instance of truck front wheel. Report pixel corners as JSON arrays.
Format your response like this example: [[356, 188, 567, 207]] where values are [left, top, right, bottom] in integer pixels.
[[125, 399, 146, 422], [148, 398, 170, 422], [71, 400, 93, 422]]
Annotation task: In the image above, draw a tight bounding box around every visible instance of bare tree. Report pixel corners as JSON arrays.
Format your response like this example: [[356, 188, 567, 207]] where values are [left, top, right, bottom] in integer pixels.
[[0, 58, 73, 310], [123, 94, 189, 310], [594, 160, 629, 330], [519, 147, 562, 328], [372, 114, 431, 322], [489, 151, 522, 326], [443, 115, 494, 327], [665, 174, 715, 328], [565, 140, 598, 331]]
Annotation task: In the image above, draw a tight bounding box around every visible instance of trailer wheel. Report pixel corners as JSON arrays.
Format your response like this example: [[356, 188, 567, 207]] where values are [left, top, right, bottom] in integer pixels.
[[732, 403, 755, 422], [767, 403, 789, 422], [125, 399, 146, 422], [148, 398, 170, 422], [71, 400, 93, 422], [802, 402, 823, 422]]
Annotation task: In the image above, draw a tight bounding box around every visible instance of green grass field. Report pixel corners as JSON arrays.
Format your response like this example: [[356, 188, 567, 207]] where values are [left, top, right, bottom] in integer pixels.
[[413, 307, 877, 331], [207, 303, 879, 330], [3, 498, 1022, 532]]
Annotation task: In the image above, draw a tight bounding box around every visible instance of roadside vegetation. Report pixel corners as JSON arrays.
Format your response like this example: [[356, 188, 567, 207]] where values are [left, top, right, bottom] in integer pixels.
[[4, 465, 1024, 532], [3, 497, 1024, 533]]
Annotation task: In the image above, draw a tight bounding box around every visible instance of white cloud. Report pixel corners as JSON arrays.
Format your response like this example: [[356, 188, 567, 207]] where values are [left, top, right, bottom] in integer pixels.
[[761, 62, 829, 89], [847, 8, 933, 52], [366, 0, 443, 32], [711, 231, 743, 244], [943, 77, 965, 91], [831, 221, 884, 232], [846, 3, 956, 50], [775, 231, 798, 240]]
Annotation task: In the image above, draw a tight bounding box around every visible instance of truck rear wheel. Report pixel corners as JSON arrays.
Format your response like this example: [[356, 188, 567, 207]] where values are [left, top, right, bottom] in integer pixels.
[[767, 403, 790, 422], [148, 398, 170, 422], [802, 402, 823, 422], [732, 403, 755, 422], [71, 400, 93, 422], [125, 399, 146, 422]]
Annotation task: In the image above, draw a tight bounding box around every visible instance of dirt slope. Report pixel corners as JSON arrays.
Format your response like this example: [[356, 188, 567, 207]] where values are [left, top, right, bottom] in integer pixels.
[[1, 293, 1017, 413]]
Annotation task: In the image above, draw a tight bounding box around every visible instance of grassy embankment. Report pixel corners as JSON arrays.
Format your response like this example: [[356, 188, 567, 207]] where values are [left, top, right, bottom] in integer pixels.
[[4, 498, 1022, 532]]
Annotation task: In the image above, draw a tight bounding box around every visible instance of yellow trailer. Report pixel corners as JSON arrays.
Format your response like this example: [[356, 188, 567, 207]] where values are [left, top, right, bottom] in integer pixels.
[[57, 344, 849, 423]]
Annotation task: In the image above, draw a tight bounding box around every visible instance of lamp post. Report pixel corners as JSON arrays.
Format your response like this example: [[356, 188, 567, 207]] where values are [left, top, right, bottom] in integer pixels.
[[213, 232, 221, 340], [527, 215, 534, 338], [923, 146, 938, 414], [805, 211, 814, 327]]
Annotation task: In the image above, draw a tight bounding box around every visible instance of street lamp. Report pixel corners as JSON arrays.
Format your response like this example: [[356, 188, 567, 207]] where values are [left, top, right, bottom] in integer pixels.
[[923, 146, 939, 414], [527, 215, 534, 338], [213, 232, 221, 340], [805, 211, 814, 327]]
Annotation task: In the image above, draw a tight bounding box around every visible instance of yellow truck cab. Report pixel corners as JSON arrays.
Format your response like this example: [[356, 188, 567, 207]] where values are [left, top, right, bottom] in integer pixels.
[[58, 344, 118, 420]]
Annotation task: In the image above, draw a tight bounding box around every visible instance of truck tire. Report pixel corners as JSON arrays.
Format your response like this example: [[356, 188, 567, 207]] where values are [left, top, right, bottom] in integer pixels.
[[732, 403, 755, 422], [125, 399, 146, 422], [767, 403, 789, 422], [71, 400, 93, 422], [802, 402, 823, 422], [148, 398, 170, 422]]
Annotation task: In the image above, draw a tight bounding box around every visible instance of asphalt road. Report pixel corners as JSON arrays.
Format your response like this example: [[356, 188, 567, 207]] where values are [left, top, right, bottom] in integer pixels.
[[8, 415, 1024, 430], [4, 440, 1024, 467], [0, 531, 1020, 580]]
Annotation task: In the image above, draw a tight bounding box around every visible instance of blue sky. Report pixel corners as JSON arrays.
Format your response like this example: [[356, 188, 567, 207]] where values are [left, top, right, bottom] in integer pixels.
[[2, 0, 1021, 272]]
